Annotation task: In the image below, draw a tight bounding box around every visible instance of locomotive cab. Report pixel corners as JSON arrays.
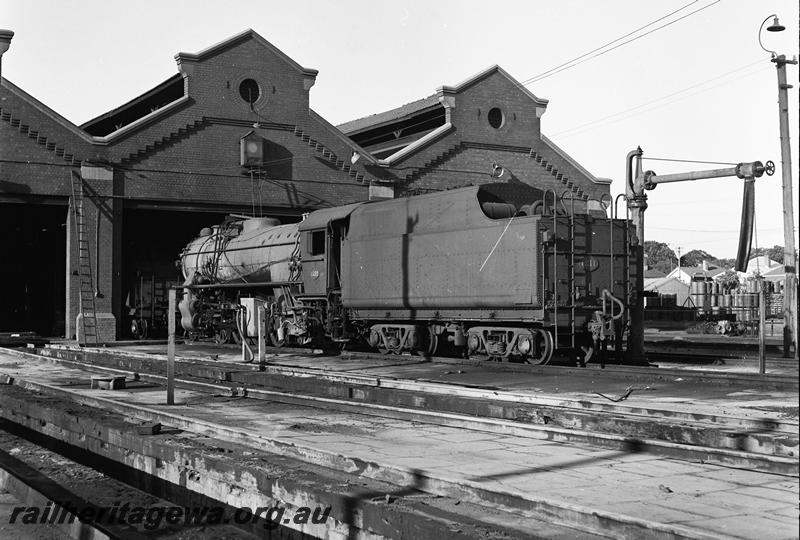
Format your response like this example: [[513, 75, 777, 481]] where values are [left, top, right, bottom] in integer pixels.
[[297, 203, 363, 296]]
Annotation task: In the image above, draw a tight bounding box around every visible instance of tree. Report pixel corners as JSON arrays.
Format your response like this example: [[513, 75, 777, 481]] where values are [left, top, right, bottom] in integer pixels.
[[717, 269, 740, 293], [712, 257, 736, 269], [682, 249, 715, 267], [743, 245, 792, 264], [765, 245, 785, 264], [644, 241, 676, 274]]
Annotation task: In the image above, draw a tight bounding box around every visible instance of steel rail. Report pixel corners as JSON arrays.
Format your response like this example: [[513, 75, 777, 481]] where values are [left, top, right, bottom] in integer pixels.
[[30, 345, 800, 430]]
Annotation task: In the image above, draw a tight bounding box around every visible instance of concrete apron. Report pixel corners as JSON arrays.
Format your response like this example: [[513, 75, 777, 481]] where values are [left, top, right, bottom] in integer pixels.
[[15, 350, 799, 478], [0, 378, 736, 540], [32, 346, 800, 469], [0, 383, 575, 540]]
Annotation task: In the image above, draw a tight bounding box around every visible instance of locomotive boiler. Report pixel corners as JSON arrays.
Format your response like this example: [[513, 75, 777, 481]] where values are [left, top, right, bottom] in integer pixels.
[[178, 183, 639, 364], [178, 216, 302, 343]]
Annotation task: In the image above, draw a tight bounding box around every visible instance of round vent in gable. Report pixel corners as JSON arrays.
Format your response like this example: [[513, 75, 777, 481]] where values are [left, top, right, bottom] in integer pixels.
[[488, 107, 504, 129], [239, 79, 261, 104]]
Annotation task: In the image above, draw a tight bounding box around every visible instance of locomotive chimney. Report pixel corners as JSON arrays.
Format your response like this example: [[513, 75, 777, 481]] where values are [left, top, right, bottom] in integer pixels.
[[0, 29, 13, 83]]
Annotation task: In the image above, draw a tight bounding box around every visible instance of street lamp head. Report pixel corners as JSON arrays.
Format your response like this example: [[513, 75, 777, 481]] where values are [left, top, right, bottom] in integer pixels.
[[759, 14, 783, 56], [767, 16, 785, 32]]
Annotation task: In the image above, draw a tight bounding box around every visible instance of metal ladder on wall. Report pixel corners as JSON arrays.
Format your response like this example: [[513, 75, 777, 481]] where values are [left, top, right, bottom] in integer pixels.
[[69, 171, 100, 346]]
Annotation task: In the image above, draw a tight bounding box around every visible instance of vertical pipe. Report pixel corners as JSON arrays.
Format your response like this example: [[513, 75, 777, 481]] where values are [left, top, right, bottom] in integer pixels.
[[95, 205, 101, 296], [167, 288, 176, 405], [552, 192, 558, 347], [561, 192, 576, 349], [569, 196, 575, 348], [620, 195, 632, 364], [609, 196, 614, 303], [65, 201, 73, 340], [139, 274, 144, 328], [614, 194, 631, 358], [759, 278, 766, 374], [150, 273, 155, 328], [626, 149, 646, 363], [242, 311, 248, 362]]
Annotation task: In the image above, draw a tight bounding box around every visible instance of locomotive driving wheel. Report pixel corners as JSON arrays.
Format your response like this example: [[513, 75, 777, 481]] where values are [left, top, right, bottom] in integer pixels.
[[526, 328, 554, 365]]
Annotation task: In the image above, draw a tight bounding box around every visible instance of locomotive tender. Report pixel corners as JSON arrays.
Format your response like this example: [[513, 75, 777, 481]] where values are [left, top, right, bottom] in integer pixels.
[[179, 183, 638, 364]]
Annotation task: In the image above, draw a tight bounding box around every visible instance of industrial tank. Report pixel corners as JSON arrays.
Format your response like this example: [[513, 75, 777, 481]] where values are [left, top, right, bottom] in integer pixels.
[[180, 217, 299, 284]]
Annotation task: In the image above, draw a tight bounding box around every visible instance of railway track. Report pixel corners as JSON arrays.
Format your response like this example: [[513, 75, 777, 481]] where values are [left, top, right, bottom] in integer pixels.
[[114, 340, 800, 390], [12, 346, 800, 476], [103, 337, 798, 386]]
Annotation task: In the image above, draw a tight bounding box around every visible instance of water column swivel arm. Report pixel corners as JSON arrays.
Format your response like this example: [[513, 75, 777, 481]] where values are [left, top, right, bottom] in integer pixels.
[[624, 149, 774, 363], [632, 157, 774, 272]]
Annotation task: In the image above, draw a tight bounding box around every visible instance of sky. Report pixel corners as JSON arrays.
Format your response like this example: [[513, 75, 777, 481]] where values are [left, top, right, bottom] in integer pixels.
[[2, 0, 798, 260]]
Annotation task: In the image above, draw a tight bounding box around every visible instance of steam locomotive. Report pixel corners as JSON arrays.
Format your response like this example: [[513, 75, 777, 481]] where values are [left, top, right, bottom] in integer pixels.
[[178, 183, 639, 364]]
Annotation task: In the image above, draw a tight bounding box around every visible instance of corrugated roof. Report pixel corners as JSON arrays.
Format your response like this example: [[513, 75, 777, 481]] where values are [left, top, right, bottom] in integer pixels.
[[337, 95, 441, 134]]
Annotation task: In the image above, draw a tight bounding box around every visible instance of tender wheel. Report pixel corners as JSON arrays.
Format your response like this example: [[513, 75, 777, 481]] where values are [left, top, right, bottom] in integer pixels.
[[526, 328, 554, 365]]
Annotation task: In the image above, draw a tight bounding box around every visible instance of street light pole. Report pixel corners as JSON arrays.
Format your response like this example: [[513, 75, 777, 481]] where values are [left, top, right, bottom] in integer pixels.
[[774, 54, 798, 359], [759, 14, 798, 359]]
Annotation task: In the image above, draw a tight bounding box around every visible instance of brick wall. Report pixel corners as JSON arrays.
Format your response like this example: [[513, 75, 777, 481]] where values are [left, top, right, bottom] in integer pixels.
[[381, 70, 610, 204]]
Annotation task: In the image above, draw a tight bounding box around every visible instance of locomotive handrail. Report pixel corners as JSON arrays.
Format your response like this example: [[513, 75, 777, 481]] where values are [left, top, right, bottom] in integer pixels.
[[612, 193, 632, 362], [608, 195, 616, 317], [602, 289, 626, 321], [558, 190, 577, 217], [560, 190, 578, 348], [540, 188, 560, 348], [537, 189, 569, 217], [613, 193, 630, 221]]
